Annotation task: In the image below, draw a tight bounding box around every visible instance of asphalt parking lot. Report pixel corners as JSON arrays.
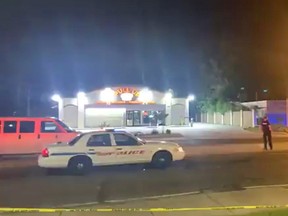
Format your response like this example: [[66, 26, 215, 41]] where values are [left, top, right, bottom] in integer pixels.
[[1, 150, 288, 208]]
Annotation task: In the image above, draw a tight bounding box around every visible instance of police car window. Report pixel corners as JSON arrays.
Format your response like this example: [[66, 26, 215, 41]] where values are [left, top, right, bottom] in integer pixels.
[[68, 134, 84, 146], [114, 134, 138, 146], [87, 134, 111, 147]]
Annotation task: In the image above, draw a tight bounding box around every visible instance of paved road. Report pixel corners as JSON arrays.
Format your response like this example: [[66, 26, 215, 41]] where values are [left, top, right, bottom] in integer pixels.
[[168, 137, 288, 145], [1, 150, 288, 208]]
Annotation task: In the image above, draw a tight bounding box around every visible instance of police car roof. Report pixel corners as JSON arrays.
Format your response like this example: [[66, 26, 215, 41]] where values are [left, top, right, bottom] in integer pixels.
[[80, 129, 129, 136]]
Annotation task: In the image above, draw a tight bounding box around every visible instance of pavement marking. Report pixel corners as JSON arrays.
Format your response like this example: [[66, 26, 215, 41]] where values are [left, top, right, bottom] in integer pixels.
[[61, 191, 201, 207], [106, 191, 202, 203], [1, 205, 288, 213], [245, 184, 288, 189]]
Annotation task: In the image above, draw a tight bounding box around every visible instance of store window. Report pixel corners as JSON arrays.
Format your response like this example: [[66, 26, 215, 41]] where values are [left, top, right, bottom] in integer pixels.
[[142, 111, 165, 126], [126, 110, 141, 126]]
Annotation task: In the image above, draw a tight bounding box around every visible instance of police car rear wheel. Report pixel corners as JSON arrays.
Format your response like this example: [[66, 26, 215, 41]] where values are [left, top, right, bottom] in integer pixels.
[[68, 157, 92, 175], [152, 151, 172, 169]]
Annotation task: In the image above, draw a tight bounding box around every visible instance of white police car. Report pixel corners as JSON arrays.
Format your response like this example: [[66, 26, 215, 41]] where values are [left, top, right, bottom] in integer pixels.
[[38, 131, 185, 174]]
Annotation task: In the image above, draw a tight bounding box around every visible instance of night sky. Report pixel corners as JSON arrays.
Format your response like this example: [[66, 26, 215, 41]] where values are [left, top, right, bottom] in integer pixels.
[[0, 0, 288, 116]]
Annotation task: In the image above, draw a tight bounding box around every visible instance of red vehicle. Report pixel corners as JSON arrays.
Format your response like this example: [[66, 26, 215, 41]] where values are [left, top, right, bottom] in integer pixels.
[[0, 117, 79, 155]]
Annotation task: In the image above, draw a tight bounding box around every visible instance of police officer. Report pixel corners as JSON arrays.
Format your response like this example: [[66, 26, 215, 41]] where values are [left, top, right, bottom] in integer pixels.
[[261, 116, 273, 150]]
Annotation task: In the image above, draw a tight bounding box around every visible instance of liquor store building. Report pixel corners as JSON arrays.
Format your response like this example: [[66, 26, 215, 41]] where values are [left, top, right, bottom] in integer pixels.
[[55, 86, 190, 129]]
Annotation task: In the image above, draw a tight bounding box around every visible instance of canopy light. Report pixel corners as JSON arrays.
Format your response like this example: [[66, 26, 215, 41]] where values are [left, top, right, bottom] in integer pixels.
[[100, 88, 115, 104], [138, 88, 153, 104]]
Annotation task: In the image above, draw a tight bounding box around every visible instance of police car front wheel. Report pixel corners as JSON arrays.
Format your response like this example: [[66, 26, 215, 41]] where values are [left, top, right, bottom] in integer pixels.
[[68, 156, 92, 175], [151, 151, 172, 169]]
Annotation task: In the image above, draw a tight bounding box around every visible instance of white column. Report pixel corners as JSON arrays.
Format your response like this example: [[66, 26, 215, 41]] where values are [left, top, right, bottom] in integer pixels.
[[230, 110, 233, 125], [240, 109, 243, 127], [252, 109, 255, 127], [164, 97, 173, 125], [58, 99, 64, 120], [77, 96, 86, 129], [165, 104, 172, 125], [213, 112, 216, 124], [207, 112, 209, 123], [221, 114, 224, 125], [123, 110, 126, 127], [185, 99, 190, 125]]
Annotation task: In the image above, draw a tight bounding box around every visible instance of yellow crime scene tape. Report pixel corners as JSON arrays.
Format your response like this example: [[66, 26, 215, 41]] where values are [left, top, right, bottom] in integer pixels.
[[0, 205, 288, 213]]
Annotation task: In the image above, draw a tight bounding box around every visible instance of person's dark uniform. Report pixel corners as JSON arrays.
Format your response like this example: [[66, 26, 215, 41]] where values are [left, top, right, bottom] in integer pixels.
[[261, 116, 273, 150]]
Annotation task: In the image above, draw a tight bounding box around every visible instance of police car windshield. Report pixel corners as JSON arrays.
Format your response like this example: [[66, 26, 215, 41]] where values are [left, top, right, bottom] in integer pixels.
[[56, 120, 75, 133], [136, 136, 146, 144], [68, 134, 84, 146]]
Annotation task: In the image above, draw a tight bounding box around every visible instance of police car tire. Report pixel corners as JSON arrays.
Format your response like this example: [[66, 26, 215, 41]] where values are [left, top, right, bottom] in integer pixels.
[[68, 156, 92, 175], [151, 151, 172, 169]]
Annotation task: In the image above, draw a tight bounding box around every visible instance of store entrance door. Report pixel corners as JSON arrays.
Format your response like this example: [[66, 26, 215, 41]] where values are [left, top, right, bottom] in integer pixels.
[[126, 111, 141, 126]]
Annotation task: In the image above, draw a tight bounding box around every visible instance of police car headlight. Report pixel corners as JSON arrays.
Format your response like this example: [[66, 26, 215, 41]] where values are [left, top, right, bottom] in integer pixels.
[[176, 147, 184, 152]]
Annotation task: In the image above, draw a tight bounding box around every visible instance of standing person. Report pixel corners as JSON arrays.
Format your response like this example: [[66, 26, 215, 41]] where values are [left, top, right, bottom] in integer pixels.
[[261, 116, 273, 150]]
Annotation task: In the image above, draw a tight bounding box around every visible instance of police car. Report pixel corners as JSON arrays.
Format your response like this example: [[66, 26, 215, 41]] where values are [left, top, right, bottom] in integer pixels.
[[38, 131, 185, 174]]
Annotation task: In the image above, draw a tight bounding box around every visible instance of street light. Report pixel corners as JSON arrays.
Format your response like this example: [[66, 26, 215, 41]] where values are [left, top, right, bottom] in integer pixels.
[[77, 91, 86, 99], [50, 94, 63, 120], [187, 94, 195, 101], [51, 94, 61, 102]]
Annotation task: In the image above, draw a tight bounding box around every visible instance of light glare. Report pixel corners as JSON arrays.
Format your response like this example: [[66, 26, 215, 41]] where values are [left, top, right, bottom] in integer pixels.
[[77, 92, 88, 104], [165, 92, 173, 101], [187, 94, 195, 101], [77, 91, 86, 98], [138, 88, 153, 104], [100, 88, 115, 104], [51, 94, 61, 102]]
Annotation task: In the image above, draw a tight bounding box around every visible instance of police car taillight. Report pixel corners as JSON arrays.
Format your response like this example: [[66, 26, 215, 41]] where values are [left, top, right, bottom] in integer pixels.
[[41, 148, 49, 157]]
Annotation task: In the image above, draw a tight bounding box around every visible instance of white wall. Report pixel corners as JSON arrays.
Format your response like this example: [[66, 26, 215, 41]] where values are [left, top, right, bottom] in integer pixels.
[[63, 105, 78, 128], [170, 98, 188, 125], [62, 98, 78, 127], [200, 110, 254, 128], [85, 108, 126, 128]]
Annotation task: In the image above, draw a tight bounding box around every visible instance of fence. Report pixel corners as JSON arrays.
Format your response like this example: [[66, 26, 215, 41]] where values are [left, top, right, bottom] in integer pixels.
[[199, 110, 255, 128]]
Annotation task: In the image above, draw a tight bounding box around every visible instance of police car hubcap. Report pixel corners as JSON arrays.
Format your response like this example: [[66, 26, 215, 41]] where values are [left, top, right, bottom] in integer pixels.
[[77, 163, 84, 169]]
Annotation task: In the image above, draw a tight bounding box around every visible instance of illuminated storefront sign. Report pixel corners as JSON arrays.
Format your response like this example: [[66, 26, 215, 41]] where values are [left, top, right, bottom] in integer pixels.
[[97, 87, 155, 104], [115, 87, 139, 102]]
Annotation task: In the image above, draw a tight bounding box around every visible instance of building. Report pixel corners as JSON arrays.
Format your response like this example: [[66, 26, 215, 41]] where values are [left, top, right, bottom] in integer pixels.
[[198, 100, 288, 128], [242, 100, 287, 126], [52, 86, 193, 129]]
